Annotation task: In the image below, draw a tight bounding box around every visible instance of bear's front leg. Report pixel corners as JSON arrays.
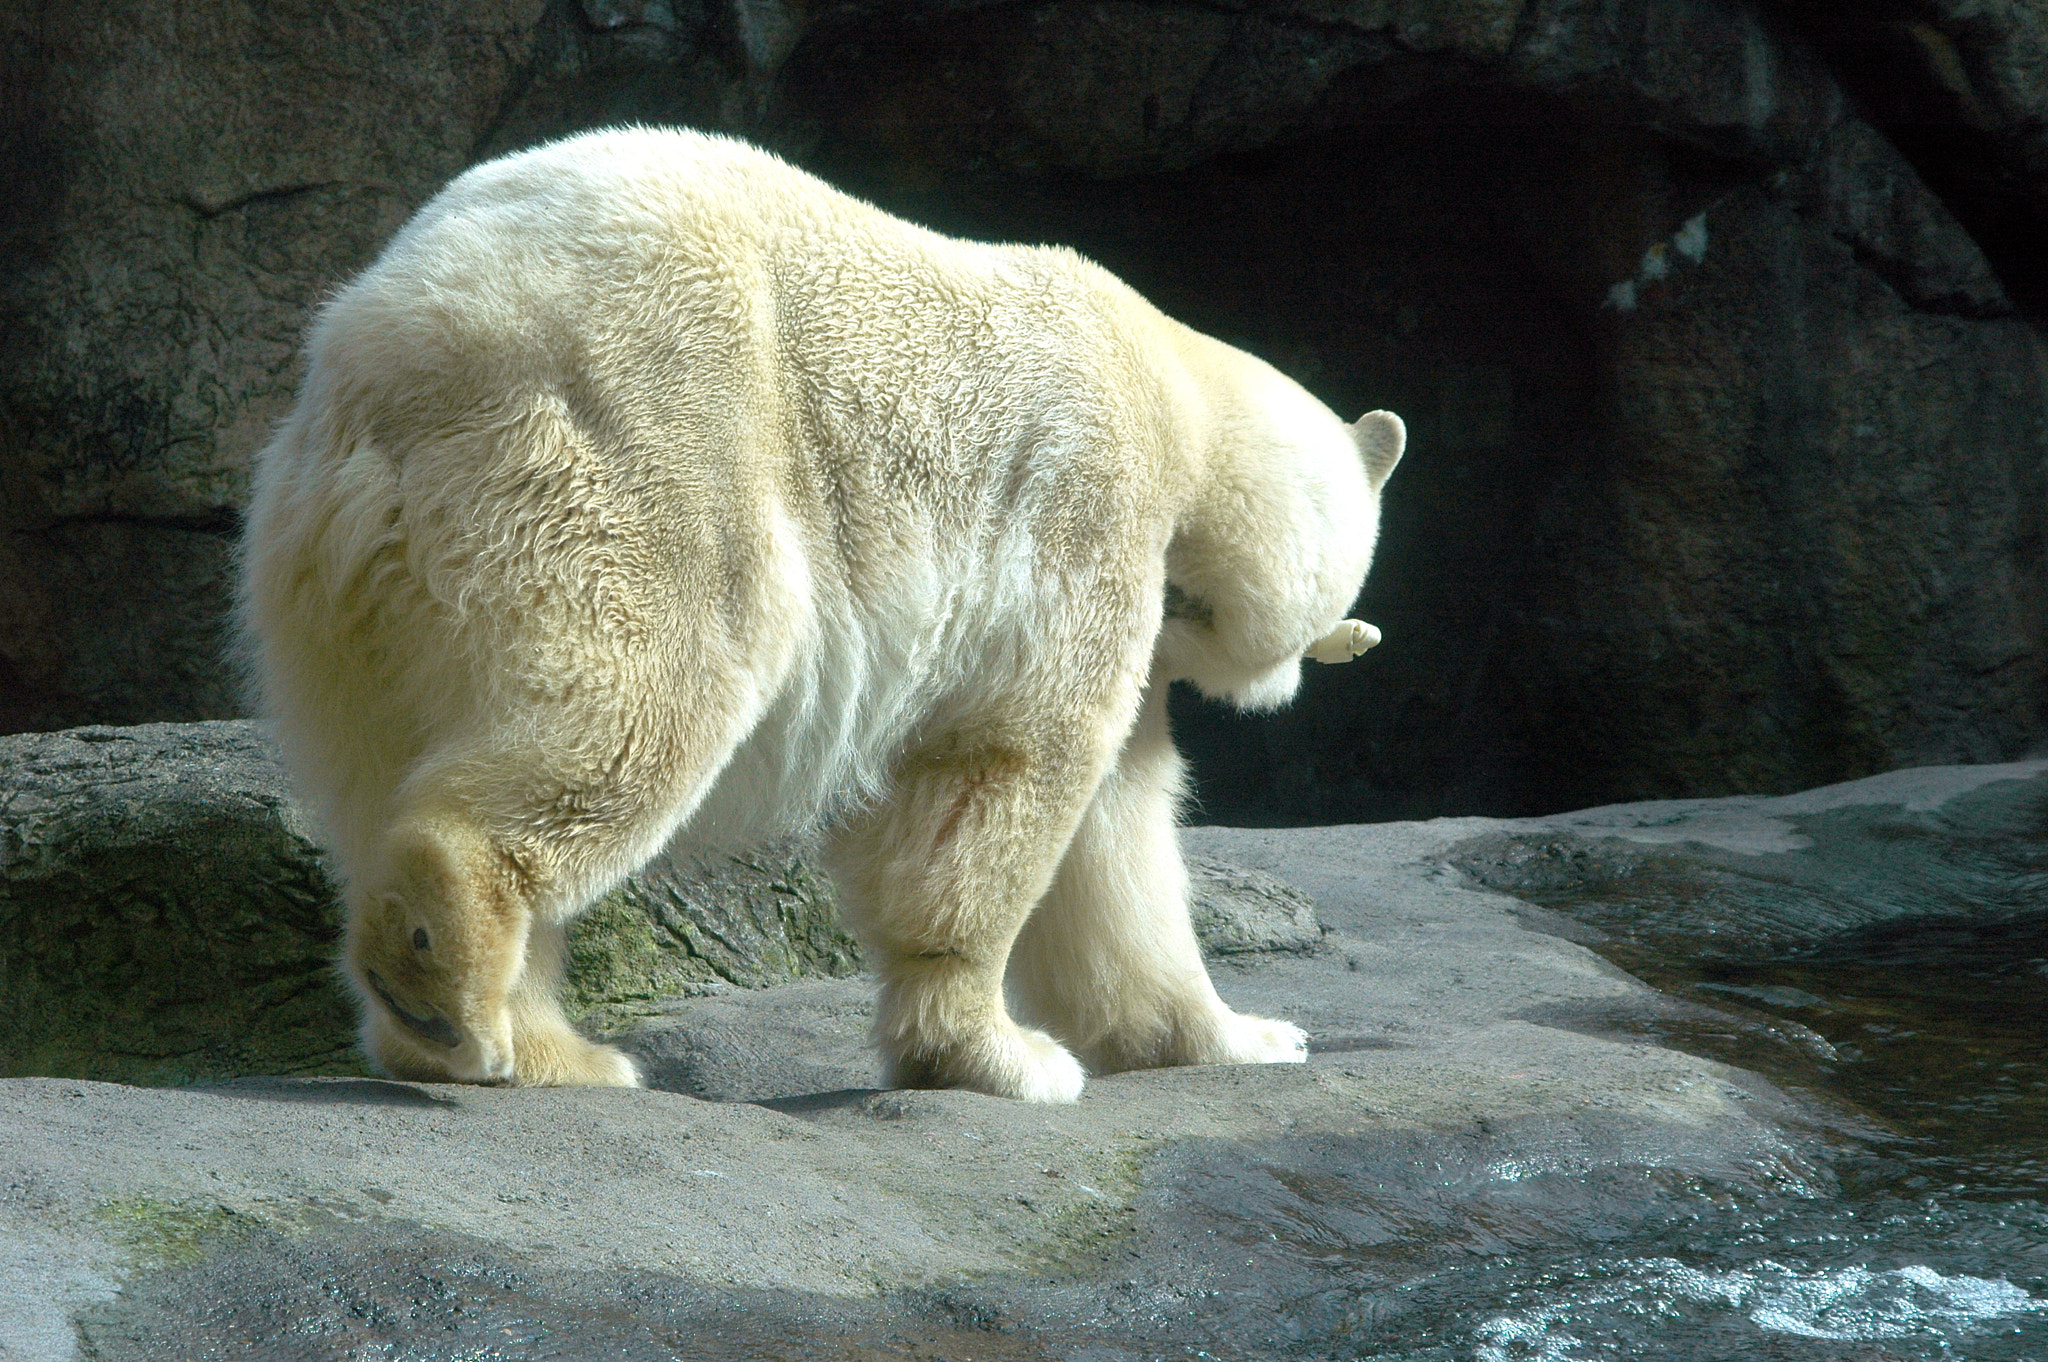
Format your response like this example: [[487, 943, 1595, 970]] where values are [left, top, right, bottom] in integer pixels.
[[502, 920, 643, 1087], [1006, 679, 1308, 1074], [825, 729, 1118, 1103]]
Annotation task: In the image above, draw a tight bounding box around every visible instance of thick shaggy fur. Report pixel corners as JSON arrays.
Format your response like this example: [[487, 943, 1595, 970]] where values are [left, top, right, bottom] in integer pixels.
[[239, 128, 1403, 1100]]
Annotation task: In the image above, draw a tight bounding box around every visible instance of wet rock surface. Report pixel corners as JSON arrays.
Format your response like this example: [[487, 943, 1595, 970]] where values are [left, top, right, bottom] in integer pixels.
[[1447, 761, 2048, 1209], [9, 758, 2048, 1359]]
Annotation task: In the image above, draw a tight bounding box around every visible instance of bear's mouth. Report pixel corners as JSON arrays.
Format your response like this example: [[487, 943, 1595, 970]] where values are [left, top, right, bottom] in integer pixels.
[[364, 969, 462, 1049]]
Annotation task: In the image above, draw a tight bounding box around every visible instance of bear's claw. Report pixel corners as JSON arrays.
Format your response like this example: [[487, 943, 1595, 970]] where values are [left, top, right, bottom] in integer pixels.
[[1306, 619, 1382, 664]]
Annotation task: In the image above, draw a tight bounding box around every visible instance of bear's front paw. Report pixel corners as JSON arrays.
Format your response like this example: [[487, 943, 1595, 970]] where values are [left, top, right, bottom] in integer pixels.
[[1214, 1011, 1310, 1066], [511, 1025, 644, 1088]]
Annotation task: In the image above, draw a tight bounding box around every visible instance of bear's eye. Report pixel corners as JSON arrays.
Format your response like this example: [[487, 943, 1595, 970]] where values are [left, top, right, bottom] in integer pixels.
[[413, 927, 430, 952]]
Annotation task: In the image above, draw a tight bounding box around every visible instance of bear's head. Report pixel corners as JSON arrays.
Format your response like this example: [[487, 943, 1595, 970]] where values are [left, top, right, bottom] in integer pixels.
[[343, 817, 529, 1083], [1158, 365, 1405, 710]]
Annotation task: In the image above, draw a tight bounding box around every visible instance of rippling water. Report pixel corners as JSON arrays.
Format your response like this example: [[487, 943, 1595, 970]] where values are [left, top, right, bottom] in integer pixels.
[[1473, 1259, 2046, 1359], [1141, 1118, 2048, 1359], [1416, 793, 2048, 1361]]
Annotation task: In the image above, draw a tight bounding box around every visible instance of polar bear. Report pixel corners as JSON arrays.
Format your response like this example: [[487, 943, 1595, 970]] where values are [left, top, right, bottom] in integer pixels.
[[238, 128, 1403, 1102]]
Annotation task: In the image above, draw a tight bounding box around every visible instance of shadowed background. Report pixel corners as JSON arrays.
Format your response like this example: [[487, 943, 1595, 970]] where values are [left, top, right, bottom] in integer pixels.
[[3, 0, 2044, 823]]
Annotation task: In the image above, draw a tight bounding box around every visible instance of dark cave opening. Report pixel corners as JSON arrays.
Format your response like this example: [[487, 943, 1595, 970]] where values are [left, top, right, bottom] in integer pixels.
[[803, 97, 1752, 824]]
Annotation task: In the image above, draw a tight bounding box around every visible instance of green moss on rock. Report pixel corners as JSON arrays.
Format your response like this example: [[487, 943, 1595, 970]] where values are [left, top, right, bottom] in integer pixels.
[[0, 722, 860, 1085], [567, 848, 862, 1033], [95, 1197, 253, 1269]]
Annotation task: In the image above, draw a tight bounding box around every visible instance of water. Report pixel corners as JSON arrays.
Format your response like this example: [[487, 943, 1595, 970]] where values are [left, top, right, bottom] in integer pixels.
[[1418, 792, 2048, 1361], [1472, 1260, 2048, 1359], [1124, 1114, 2048, 1360]]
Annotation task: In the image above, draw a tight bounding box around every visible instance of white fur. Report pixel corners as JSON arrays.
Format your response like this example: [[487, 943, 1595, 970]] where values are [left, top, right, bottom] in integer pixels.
[[238, 128, 1402, 1099]]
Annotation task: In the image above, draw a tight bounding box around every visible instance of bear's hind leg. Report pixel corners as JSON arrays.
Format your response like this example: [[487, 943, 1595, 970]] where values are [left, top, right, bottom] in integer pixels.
[[504, 919, 642, 1087], [346, 807, 534, 1085], [347, 700, 749, 1087], [1006, 682, 1308, 1074]]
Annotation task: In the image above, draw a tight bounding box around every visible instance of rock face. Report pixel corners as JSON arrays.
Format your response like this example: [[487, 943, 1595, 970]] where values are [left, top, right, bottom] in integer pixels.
[[4, 0, 2046, 821], [7, 757, 2045, 1359], [0, 2, 551, 734], [0, 721, 1325, 1086], [562, 843, 860, 1036], [1183, 855, 1325, 956], [1773, 0, 2048, 315], [0, 723, 351, 1085], [0, 722, 864, 1086]]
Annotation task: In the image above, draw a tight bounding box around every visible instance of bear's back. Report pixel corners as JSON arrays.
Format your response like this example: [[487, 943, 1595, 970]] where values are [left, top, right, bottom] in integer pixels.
[[304, 127, 1171, 549], [259, 128, 1193, 855]]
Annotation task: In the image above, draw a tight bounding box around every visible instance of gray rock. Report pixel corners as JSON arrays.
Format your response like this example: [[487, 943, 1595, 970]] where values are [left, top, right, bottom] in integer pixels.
[[610, 863, 1326, 1102], [1802, 115, 2013, 317], [0, 1, 553, 734], [0, 722, 352, 1086], [613, 977, 879, 1101], [21, 757, 2045, 1359], [1445, 755, 2048, 955], [563, 840, 862, 1034], [1185, 854, 1324, 956], [1777, 0, 2048, 312]]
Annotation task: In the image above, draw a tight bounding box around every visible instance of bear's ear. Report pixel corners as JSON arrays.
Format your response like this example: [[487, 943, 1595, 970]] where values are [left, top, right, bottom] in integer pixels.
[[1350, 410, 1405, 492]]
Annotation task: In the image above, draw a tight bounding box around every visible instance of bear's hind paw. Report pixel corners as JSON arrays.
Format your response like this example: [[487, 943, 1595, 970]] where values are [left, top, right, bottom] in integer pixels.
[[512, 1029, 644, 1088], [887, 1023, 1086, 1103]]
